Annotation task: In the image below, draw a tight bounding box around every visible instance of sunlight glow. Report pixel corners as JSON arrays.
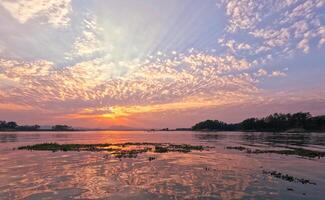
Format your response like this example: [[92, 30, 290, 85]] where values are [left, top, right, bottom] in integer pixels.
[[0, 0, 324, 128]]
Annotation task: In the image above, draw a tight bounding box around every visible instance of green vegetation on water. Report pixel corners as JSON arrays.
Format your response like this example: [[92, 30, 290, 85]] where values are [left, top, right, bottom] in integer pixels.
[[154, 144, 204, 153], [17, 142, 208, 159], [148, 156, 156, 161], [263, 170, 316, 185], [226, 146, 325, 158]]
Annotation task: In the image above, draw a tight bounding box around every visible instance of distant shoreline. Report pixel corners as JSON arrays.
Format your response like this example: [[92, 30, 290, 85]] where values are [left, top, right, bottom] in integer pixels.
[[1, 112, 324, 133], [1, 129, 324, 133], [191, 112, 325, 133], [0, 129, 148, 132], [150, 129, 325, 133]]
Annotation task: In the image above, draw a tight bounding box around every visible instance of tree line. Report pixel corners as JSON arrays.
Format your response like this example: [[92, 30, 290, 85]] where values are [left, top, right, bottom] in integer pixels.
[[192, 112, 325, 132], [0, 121, 74, 131]]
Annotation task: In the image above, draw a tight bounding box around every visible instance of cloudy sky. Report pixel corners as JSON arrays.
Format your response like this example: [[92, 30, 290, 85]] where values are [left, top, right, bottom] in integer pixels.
[[0, 0, 324, 128]]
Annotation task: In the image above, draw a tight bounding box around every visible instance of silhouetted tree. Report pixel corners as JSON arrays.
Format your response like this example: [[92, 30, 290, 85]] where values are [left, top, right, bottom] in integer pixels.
[[51, 125, 73, 131], [0, 121, 18, 130], [18, 125, 41, 131], [192, 112, 325, 132]]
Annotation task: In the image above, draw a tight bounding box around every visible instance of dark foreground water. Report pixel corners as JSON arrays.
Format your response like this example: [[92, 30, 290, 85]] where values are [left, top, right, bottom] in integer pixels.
[[0, 131, 324, 200]]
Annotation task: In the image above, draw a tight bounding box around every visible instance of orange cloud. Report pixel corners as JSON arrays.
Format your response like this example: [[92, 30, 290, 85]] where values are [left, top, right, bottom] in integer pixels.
[[0, 103, 33, 111]]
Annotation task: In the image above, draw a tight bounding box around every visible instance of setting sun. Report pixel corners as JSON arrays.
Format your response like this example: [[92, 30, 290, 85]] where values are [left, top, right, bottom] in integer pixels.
[[0, 1, 325, 199]]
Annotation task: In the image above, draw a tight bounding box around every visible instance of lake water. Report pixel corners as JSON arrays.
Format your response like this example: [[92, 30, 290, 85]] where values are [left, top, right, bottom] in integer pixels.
[[0, 131, 324, 200]]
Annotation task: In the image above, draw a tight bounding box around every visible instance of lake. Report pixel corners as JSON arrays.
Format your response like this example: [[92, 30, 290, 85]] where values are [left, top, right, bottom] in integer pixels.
[[0, 131, 324, 200]]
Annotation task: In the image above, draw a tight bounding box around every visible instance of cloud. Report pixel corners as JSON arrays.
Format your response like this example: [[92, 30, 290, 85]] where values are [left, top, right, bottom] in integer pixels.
[[317, 26, 325, 48], [270, 70, 287, 77], [69, 93, 255, 120], [0, 0, 72, 27], [218, 39, 251, 53], [66, 14, 107, 59], [0, 1, 324, 128], [221, 0, 263, 32], [0, 103, 33, 111], [0, 52, 260, 122], [254, 69, 287, 77], [254, 69, 268, 77], [65, 87, 325, 128], [219, 0, 325, 59], [297, 37, 310, 53]]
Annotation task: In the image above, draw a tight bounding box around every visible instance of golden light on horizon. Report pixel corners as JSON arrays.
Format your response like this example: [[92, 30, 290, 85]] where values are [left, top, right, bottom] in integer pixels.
[[0, 0, 324, 128], [99, 94, 251, 121]]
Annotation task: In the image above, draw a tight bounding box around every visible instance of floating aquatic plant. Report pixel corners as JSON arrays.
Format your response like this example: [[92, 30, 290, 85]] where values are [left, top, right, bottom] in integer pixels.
[[226, 146, 325, 159], [17, 142, 208, 159], [263, 170, 316, 185]]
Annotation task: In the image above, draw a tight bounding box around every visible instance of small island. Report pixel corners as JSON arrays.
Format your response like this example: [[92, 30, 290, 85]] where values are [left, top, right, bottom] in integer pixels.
[[192, 112, 325, 132]]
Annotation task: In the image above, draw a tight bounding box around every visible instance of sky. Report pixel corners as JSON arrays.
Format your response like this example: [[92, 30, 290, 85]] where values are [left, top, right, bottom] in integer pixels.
[[0, 0, 325, 129]]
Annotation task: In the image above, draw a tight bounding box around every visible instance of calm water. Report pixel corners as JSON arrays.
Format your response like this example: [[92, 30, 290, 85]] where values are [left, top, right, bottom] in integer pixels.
[[0, 131, 324, 200]]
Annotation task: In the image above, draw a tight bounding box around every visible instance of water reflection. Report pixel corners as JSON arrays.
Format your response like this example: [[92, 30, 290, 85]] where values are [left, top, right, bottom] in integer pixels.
[[242, 133, 311, 146], [0, 134, 17, 143], [0, 151, 260, 199], [194, 133, 226, 142], [0, 131, 324, 200], [194, 132, 325, 147]]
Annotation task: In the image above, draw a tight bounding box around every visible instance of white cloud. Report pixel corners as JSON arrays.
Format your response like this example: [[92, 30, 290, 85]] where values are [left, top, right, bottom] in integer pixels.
[[218, 38, 251, 53], [270, 70, 287, 77], [297, 37, 310, 53], [0, 52, 259, 115], [0, 0, 72, 27], [221, 0, 263, 32], [255, 69, 268, 77], [66, 15, 106, 58], [317, 26, 325, 47], [219, 0, 325, 58]]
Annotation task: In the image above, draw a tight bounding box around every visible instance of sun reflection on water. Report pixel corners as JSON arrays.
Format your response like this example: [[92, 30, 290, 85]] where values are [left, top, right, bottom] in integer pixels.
[[0, 131, 325, 199]]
